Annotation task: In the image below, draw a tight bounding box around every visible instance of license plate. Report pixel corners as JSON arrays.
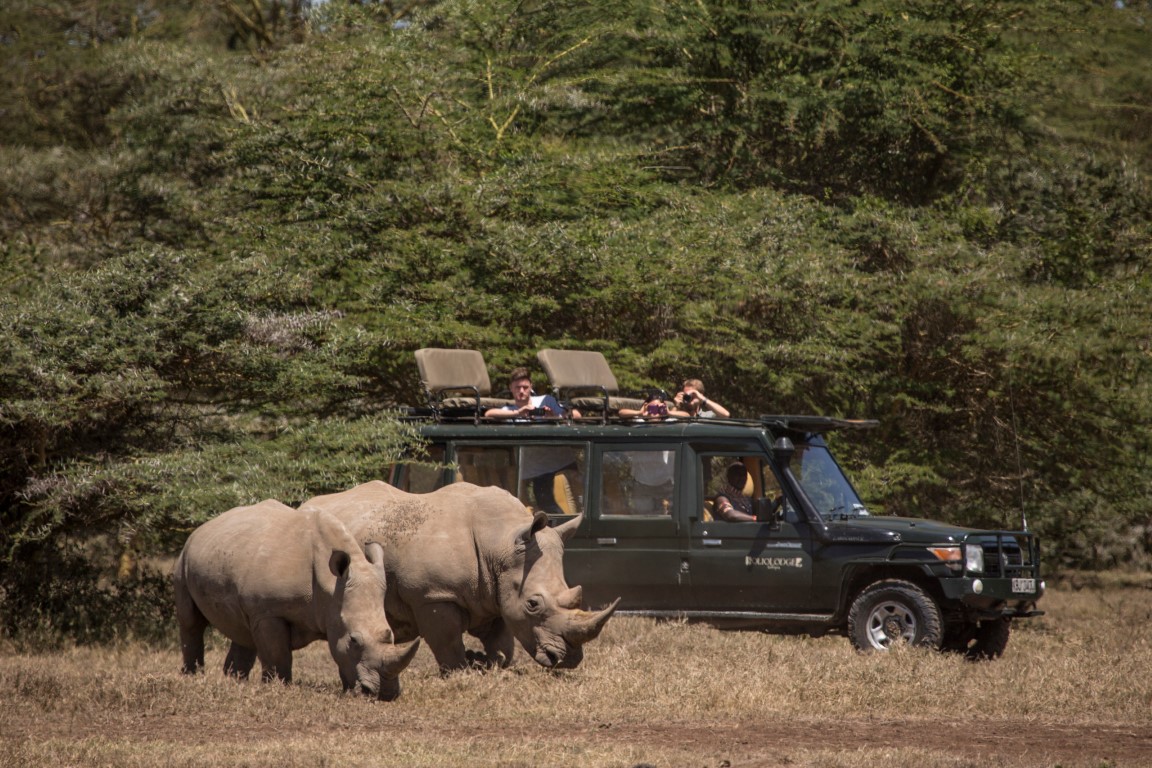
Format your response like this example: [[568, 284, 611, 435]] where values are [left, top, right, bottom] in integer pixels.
[[1012, 578, 1036, 593]]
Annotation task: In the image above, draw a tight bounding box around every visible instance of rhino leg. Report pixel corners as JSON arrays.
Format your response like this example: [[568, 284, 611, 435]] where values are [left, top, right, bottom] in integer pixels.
[[467, 619, 515, 669], [223, 642, 257, 680], [412, 602, 470, 672], [252, 617, 294, 684], [174, 579, 207, 675]]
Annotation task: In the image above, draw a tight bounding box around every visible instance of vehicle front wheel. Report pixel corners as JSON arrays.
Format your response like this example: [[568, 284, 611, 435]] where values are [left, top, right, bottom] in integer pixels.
[[945, 617, 1011, 660], [847, 580, 943, 652]]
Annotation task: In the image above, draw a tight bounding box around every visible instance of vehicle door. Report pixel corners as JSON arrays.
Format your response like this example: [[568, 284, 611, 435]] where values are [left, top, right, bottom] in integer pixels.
[[689, 451, 815, 612], [567, 443, 690, 611]]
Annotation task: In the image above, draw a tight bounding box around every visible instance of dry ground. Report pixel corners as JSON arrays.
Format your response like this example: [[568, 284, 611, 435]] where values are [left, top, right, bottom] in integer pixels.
[[2, 581, 1151, 767]]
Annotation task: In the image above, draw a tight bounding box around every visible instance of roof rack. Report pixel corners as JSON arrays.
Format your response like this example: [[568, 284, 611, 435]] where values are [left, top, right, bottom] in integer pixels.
[[759, 415, 880, 433]]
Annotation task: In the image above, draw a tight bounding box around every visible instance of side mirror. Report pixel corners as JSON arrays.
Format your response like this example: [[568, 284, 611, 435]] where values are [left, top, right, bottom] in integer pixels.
[[772, 436, 795, 468]]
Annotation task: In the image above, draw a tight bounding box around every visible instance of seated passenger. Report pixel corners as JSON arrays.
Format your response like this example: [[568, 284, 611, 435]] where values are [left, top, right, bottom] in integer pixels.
[[484, 367, 579, 515], [671, 378, 730, 418], [484, 367, 581, 421], [713, 462, 757, 523]]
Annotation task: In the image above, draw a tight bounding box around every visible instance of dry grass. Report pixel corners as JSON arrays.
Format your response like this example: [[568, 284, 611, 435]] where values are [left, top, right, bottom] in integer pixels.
[[2, 584, 1151, 767]]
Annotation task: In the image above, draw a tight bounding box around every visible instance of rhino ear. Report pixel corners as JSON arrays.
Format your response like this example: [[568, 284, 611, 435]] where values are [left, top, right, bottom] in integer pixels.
[[329, 549, 352, 579], [364, 541, 385, 566], [515, 511, 551, 549], [553, 513, 584, 543], [363, 542, 387, 578]]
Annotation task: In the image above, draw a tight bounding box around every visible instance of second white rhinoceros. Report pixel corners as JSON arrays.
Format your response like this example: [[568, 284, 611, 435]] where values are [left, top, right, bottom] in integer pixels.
[[173, 499, 419, 700], [299, 481, 619, 671]]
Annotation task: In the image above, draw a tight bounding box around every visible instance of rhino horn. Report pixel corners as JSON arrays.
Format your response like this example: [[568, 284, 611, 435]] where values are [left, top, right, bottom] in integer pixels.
[[564, 598, 620, 645], [558, 585, 583, 610], [381, 638, 421, 676]]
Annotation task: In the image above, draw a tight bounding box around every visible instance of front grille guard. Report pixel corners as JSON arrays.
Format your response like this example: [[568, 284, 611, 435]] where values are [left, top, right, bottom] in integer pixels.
[[963, 531, 1040, 580]]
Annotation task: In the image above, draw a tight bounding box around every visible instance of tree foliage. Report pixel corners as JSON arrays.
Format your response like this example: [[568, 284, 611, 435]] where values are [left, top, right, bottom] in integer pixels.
[[1, 0, 1150, 640]]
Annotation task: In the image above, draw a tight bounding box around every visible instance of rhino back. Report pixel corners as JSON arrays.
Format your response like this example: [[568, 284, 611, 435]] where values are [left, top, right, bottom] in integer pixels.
[[305, 482, 533, 631], [177, 500, 325, 643]]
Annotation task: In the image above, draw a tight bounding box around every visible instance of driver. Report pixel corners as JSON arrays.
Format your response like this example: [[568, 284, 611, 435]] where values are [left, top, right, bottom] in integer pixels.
[[713, 462, 758, 523]]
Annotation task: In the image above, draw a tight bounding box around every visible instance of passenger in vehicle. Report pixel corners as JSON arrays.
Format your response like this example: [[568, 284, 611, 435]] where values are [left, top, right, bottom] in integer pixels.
[[483, 367, 580, 514], [671, 379, 731, 418], [484, 367, 581, 421], [713, 462, 758, 522], [619, 391, 690, 420]]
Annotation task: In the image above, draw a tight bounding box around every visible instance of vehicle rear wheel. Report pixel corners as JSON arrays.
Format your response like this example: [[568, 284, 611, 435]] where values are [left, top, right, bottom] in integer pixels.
[[943, 617, 1012, 660], [847, 580, 943, 652]]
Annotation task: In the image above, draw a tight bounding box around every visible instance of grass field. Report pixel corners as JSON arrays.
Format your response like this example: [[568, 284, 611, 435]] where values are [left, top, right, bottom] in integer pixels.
[[2, 579, 1151, 767]]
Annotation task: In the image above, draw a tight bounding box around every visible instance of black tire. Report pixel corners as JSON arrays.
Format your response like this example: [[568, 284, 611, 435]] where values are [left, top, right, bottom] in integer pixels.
[[847, 580, 943, 652], [952, 617, 1012, 661]]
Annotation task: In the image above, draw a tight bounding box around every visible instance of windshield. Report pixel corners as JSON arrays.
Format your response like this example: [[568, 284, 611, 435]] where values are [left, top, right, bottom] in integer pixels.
[[792, 442, 869, 519]]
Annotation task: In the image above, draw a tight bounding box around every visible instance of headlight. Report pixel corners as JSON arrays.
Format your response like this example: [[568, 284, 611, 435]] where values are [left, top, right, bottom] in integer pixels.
[[965, 543, 984, 573], [928, 546, 962, 571]]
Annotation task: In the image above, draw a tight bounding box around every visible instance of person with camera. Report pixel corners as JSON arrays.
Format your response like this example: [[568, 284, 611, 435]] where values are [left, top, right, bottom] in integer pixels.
[[485, 367, 580, 515], [672, 378, 730, 418], [619, 390, 691, 420], [484, 366, 579, 421]]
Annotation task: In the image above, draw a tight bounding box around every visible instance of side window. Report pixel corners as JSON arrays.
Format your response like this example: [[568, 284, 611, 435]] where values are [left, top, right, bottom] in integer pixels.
[[699, 454, 787, 522], [600, 449, 676, 517], [388, 444, 447, 493], [454, 445, 519, 495], [452, 444, 587, 518], [518, 445, 586, 518]]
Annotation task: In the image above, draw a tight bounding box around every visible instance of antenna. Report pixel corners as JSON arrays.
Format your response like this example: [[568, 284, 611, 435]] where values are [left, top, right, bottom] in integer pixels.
[[1009, 385, 1028, 531]]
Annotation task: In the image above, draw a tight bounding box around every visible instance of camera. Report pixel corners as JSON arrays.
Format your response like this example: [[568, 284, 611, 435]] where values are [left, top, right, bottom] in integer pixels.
[[681, 392, 696, 403], [528, 407, 549, 417], [645, 403, 668, 416]]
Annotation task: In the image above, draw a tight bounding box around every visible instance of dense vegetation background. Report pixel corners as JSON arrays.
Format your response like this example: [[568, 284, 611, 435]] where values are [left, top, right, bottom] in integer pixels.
[[2, 0, 1149, 643]]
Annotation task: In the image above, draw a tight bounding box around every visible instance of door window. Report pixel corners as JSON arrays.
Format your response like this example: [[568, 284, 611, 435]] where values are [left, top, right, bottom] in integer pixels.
[[453, 444, 586, 517], [700, 454, 787, 522], [388, 444, 447, 493], [600, 449, 677, 517], [518, 444, 585, 517]]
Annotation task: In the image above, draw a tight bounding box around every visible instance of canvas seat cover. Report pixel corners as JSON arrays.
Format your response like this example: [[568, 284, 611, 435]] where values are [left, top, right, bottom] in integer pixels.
[[536, 349, 645, 412]]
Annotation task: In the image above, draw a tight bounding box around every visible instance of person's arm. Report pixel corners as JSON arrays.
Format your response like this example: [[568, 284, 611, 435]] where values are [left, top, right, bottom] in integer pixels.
[[485, 404, 532, 419], [714, 494, 756, 522], [699, 396, 729, 418]]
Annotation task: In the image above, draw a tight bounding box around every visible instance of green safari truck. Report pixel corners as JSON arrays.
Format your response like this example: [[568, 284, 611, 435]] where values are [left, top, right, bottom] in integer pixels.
[[389, 413, 1044, 658]]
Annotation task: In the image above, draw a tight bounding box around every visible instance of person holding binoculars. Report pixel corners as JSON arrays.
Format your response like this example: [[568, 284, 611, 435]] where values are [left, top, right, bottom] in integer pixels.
[[671, 378, 730, 418], [620, 378, 731, 421]]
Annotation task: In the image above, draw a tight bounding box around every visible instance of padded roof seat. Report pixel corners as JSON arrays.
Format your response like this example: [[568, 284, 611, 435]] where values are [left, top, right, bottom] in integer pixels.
[[536, 349, 645, 418], [415, 348, 514, 421]]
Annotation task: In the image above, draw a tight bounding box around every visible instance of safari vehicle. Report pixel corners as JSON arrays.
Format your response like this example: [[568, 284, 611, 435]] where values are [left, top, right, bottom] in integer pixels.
[[389, 349, 1045, 658]]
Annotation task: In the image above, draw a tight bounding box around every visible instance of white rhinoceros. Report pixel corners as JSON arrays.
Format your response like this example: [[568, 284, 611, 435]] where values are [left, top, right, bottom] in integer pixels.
[[173, 499, 419, 700], [299, 481, 619, 671]]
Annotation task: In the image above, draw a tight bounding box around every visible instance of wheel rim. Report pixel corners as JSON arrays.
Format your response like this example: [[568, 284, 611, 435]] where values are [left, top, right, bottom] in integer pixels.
[[865, 600, 917, 649]]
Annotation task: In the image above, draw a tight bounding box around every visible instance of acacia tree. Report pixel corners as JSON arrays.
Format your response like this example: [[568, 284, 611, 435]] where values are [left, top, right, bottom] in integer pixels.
[[2, 0, 1151, 644]]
